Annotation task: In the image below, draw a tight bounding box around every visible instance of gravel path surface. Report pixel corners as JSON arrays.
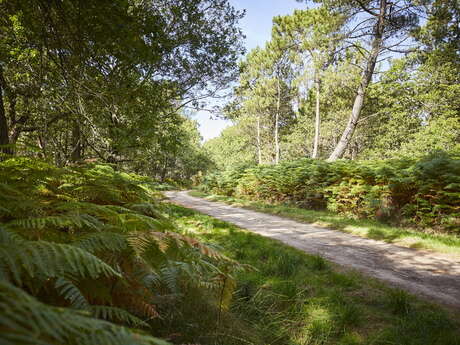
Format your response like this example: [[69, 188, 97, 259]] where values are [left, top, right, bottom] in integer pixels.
[[165, 191, 460, 309]]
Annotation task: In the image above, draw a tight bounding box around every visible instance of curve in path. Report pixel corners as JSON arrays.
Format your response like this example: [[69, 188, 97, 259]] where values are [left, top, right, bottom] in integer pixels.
[[165, 191, 460, 309]]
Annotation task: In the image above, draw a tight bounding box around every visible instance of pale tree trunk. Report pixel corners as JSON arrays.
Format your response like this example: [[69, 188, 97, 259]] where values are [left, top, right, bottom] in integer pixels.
[[256, 115, 262, 164], [312, 70, 321, 159], [274, 78, 281, 164], [38, 135, 47, 158], [327, 0, 387, 161]]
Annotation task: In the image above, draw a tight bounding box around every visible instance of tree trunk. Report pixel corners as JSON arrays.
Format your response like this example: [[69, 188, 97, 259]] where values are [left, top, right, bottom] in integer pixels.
[[0, 66, 11, 156], [351, 141, 359, 160], [70, 122, 82, 162], [256, 115, 262, 164], [327, 0, 387, 161], [312, 70, 321, 159], [8, 94, 20, 145], [38, 135, 47, 158], [274, 77, 281, 164]]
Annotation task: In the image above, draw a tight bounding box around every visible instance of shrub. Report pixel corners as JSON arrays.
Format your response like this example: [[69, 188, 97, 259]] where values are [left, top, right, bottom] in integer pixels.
[[202, 152, 460, 232]]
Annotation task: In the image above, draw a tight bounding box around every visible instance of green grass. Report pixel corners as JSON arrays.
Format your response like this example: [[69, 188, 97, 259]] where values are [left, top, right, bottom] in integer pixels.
[[188, 191, 460, 256], [165, 203, 460, 345]]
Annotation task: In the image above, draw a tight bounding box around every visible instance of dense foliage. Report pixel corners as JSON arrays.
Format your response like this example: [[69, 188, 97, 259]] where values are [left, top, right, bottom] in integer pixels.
[[206, 0, 459, 166], [0, 157, 241, 345], [0, 0, 243, 179], [202, 152, 460, 232]]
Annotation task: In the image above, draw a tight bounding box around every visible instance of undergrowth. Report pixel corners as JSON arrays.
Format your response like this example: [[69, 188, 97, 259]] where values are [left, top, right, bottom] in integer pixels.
[[0, 157, 243, 345], [169, 204, 460, 345], [200, 152, 460, 233]]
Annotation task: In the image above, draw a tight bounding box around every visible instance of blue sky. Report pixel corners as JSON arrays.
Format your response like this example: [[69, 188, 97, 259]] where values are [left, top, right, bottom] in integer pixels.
[[192, 0, 305, 142]]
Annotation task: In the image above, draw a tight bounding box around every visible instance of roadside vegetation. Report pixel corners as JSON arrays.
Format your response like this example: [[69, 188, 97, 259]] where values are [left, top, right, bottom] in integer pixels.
[[169, 204, 460, 345], [0, 158, 245, 345], [196, 153, 460, 255]]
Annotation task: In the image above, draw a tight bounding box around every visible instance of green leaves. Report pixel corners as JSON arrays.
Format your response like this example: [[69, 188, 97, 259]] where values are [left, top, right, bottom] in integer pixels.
[[0, 0, 242, 178]]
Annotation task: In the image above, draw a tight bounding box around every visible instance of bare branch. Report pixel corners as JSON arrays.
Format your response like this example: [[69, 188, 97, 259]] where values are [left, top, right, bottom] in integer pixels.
[[355, 0, 379, 16]]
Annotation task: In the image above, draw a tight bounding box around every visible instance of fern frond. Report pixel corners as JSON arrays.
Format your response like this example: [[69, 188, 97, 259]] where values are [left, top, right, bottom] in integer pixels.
[[159, 264, 180, 293], [165, 231, 232, 261], [0, 280, 169, 345], [126, 203, 167, 220], [73, 232, 128, 254], [104, 204, 140, 214], [0, 226, 25, 245], [54, 201, 120, 221], [55, 277, 90, 310], [126, 298, 160, 320], [91, 305, 150, 328], [0, 183, 38, 217], [141, 272, 163, 290], [0, 241, 121, 285], [120, 213, 171, 232], [127, 232, 170, 257], [7, 214, 105, 231]]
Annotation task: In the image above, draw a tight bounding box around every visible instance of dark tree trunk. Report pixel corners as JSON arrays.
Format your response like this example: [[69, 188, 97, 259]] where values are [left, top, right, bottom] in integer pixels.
[[70, 122, 83, 162], [0, 66, 11, 156]]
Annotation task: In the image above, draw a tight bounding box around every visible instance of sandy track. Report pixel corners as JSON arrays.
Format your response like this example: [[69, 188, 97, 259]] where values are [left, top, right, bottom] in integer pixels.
[[165, 191, 460, 309]]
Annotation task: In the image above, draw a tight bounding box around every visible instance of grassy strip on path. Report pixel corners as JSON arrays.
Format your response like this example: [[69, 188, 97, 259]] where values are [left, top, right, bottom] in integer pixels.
[[166, 203, 460, 345], [188, 191, 460, 256]]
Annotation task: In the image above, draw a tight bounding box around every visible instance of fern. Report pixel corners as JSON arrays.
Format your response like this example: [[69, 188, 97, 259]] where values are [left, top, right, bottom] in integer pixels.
[[204, 154, 460, 231], [119, 213, 173, 232], [7, 214, 105, 231], [0, 157, 237, 343], [73, 232, 128, 254], [91, 305, 150, 328], [0, 240, 121, 285], [0, 225, 24, 245], [55, 277, 90, 310], [159, 264, 180, 293], [54, 201, 121, 221], [0, 280, 168, 345], [126, 202, 169, 220]]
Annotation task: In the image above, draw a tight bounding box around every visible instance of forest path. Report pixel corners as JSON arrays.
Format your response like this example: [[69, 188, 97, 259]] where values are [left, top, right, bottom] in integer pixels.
[[165, 191, 460, 309]]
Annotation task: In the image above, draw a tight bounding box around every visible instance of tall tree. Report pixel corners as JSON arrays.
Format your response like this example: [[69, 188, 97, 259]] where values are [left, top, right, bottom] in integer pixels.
[[231, 45, 295, 164], [299, 0, 422, 161], [273, 7, 346, 158]]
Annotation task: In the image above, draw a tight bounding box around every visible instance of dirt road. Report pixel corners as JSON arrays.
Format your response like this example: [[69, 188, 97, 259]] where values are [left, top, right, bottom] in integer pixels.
[[165, 191, 460, 308]]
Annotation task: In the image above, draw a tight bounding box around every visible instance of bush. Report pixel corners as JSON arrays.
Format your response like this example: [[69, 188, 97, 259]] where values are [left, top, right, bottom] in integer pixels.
[[202, 152, 460, 233]]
